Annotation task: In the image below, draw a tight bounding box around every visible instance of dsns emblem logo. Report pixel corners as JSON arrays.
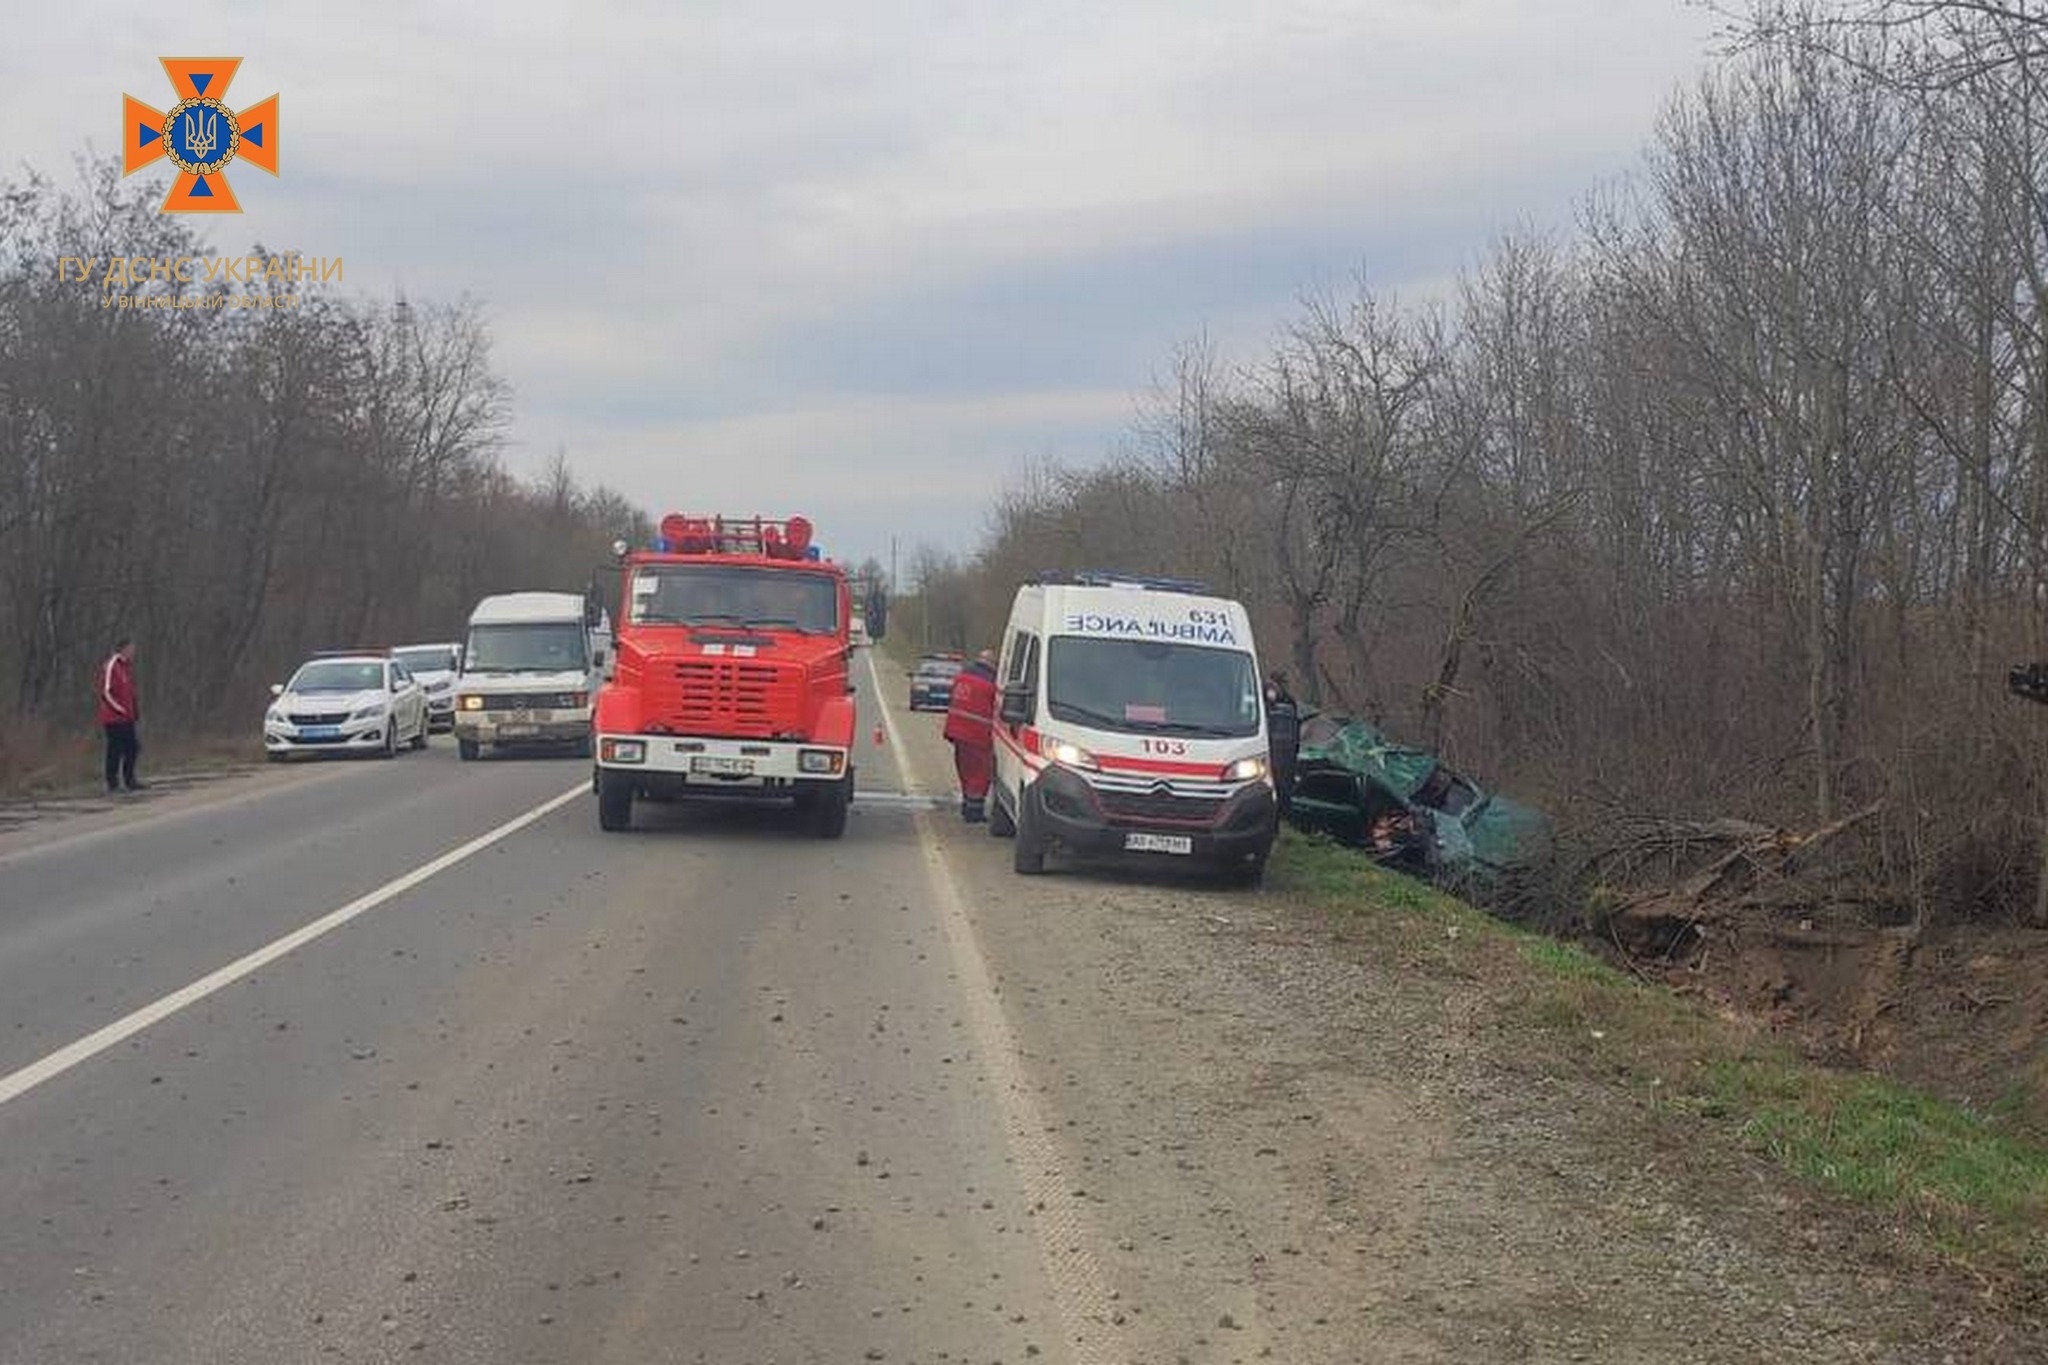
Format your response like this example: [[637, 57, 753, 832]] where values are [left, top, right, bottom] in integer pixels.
[[122, 58, 278, 213]]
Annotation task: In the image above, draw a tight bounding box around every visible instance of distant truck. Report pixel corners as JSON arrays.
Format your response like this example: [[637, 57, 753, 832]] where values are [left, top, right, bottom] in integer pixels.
[[590, 513, 857, 836], [453, 591, 601, 760]]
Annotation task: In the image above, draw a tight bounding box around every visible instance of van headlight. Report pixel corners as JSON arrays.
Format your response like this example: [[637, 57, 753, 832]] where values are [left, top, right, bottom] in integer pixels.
[[459, 695, 484, 711], [1047, 741, 1100, 771], [1222, 756, 1269, 783]]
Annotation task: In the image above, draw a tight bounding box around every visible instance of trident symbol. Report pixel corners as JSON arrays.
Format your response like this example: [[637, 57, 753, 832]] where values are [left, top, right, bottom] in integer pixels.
[[183, 108, 217, 162]]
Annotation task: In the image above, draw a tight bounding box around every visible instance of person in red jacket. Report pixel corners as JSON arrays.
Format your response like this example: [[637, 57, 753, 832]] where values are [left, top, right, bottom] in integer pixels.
[[97, 637, 143, 793], [943, 649, 999, 823]]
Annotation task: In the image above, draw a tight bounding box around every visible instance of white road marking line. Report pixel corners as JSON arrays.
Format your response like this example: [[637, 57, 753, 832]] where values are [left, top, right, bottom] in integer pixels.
[[914, 813, 1120, 1364], [0, 783, 588, 1109], [851, 791, 951, 808], [861, 649, 930, 797], [875, 651, 1118, 1358]]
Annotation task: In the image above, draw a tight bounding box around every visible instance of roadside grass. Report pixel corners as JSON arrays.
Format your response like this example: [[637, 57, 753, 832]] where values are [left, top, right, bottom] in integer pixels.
[[0, 724, 262, 800], [1270, 827, 2048, 1291]]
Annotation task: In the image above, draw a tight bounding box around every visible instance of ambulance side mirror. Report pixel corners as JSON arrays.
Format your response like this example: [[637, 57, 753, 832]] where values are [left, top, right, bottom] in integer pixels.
[[999, 685, 1031, 727]]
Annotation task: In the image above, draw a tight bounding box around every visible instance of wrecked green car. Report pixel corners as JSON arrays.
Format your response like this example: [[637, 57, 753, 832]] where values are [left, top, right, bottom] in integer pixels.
[[1284, 713, 1550, 892]]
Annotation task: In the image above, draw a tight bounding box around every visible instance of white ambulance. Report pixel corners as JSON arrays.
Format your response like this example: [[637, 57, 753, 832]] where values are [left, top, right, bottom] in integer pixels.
[[988, 573, 1280, 884]]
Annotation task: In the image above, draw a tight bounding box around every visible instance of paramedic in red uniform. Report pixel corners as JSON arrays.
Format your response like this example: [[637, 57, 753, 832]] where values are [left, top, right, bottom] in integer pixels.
[[98, 637, 143, 793], [943, 649, 999, 823]]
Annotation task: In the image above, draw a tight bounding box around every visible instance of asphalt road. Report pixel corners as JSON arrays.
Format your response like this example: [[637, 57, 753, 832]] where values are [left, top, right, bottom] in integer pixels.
[[0, 654, 1092, 1365]]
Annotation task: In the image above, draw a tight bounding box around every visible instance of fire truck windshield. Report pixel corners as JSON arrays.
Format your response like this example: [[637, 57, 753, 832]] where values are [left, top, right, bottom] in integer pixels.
[[629, 565, 839, 634]]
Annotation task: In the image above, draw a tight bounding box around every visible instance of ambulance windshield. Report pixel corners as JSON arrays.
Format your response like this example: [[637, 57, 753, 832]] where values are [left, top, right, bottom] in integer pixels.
[[1045, 637, 1261, 738]]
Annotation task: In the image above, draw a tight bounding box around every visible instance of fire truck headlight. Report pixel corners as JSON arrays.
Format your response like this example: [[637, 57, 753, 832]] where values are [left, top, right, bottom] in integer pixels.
[[602, 738, 646, 764], [798, 748, 844, 774], [459, 695, 483, 711], [1222, 756, 1269, 783]]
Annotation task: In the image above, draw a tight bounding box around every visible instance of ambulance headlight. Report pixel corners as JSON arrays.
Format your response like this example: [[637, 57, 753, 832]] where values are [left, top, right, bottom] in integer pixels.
[[1222, 756, 1269, 783], [1048, 741, 1100, 771], [798, 748, 844, 774]]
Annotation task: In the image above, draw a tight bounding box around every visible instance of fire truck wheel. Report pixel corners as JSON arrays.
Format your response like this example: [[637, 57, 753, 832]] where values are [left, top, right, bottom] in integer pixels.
[[597, 769, 634, 831], [808, 775, 851, 839], [988, 790, 1016, 838], [1012, 788, 1047, 875], [458, 739, 479, 761]]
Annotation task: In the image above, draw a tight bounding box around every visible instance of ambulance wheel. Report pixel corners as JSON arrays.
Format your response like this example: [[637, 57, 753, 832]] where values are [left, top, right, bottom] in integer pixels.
[[988, 790, 1016, 838], [1012, 788, 1046, 875], [1224, 851, 1268, 889], [597, 769, 634, 832], [809, 774, 851, 839]]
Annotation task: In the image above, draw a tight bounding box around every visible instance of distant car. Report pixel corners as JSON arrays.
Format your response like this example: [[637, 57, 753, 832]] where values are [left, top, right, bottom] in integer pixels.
[[908, 654, 965, 711], [393, 642, 462, 733], [264, 653, 430, 760]]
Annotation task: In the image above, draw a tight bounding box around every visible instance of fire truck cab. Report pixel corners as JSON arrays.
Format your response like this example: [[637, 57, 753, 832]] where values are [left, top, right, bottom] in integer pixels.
[[591, 513, 857, 837]]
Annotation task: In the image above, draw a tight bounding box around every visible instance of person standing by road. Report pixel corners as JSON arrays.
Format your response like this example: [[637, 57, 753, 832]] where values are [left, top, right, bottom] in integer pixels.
[[98, 637, 143, 793], [1264, 670, 1299, 818], [943, 649, 999, 823]]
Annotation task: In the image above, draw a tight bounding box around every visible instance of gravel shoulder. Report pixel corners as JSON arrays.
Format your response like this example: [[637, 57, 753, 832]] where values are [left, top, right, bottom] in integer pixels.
[[877, 647, 2044, 1364]]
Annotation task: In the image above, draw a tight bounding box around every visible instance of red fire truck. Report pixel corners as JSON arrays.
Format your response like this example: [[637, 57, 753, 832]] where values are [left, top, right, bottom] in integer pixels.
[[591, 513, 857, 836]]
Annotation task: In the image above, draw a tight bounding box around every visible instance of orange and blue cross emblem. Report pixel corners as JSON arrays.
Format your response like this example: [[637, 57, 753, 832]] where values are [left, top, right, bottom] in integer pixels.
[[122, 58, 277, 213]]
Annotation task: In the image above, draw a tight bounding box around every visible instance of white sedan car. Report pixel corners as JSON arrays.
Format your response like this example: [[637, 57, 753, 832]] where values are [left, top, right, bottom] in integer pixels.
[[264, 654, 429, 760], [392, 642, 462, 733]]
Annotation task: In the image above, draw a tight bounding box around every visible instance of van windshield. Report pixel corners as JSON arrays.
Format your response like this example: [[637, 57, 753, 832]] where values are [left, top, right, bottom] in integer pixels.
[[463, 623, 588, 673], [1045, 637, 1261, 738]]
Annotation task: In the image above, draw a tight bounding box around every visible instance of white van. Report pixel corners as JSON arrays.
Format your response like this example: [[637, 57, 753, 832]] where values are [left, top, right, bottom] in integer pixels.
[[988, 573, 1280, 884], [453, 592, 600, 760]]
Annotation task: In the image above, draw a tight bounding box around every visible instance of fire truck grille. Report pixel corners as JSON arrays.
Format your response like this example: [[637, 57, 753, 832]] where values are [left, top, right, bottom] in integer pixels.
[[652, 659, 801, 737]]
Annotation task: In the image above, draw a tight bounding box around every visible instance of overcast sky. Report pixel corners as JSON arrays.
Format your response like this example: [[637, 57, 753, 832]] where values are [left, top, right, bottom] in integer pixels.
[[5, 1, 1721, 576]]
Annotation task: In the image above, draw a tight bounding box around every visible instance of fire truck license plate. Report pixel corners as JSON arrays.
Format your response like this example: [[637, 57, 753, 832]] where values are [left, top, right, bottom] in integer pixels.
[[1125, 832, 1193, 854], [690, 755, 754, 776]]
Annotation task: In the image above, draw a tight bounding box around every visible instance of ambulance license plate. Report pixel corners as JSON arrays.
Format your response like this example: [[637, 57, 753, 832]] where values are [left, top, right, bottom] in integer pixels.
[[690, 755, 754, 776], [1125, 832, 1193, 855]]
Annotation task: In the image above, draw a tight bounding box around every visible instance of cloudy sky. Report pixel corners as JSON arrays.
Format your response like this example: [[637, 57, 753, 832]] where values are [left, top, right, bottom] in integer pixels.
[[5, 1, 1721, 574]]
